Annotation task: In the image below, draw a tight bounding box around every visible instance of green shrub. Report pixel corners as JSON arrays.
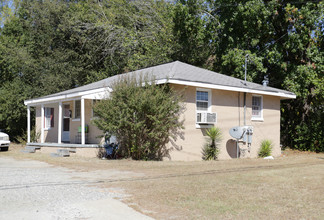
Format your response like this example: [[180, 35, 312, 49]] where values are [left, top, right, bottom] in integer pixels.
[[202, 127, 222, 160], [93, 75, 185, 160], [258, 140, 273, 157], [202, 143, 219, 160]]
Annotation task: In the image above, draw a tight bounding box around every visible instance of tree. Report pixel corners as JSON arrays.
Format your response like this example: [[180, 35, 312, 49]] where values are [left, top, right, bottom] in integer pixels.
[[205, 0, 324, 152], [279, 3, 324, 152], [0, 0, 175, 140], [172, 0, 217, 67], [0, 79, 33, 140], [74, 0, 175, 76], [93, 75, 185, 160]]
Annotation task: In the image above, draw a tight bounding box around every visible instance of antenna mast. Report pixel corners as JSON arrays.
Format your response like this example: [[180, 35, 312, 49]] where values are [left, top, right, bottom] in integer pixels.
[[243, 54, 249, 126], [245, 54, 249, 82]]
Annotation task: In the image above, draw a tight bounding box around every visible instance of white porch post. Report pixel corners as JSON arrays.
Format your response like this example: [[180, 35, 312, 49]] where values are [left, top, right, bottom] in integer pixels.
[[81, 98, 85, 145], [27, 105, 30, 143], [41, 104, 44, 143], [58, 101, 62, 144]]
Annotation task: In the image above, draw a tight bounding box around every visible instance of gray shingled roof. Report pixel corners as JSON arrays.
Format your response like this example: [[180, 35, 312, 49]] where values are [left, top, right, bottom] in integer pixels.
[[27, 61, 295, 101]]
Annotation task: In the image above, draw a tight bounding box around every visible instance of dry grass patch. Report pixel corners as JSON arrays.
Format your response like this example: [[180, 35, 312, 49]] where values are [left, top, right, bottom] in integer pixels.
[[2, 144, 324, 219], [111, 162, 324, 219]]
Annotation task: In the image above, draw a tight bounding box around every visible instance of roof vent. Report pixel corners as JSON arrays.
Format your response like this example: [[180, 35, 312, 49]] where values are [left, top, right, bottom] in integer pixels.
[[262, 76, 269, 87]]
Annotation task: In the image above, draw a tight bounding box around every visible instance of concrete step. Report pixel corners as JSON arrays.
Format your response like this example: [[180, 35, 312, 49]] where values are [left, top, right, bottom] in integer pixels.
[[50, 152, 70, 157], [21, 149, 35, 153], [25, 146, 36, 151], [21, 146, 36, 153], [57, 149, 70, 157]]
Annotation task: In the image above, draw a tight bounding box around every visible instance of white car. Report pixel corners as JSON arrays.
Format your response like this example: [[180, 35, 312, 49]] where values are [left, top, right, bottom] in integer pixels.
[[0, 132, 10, 151]]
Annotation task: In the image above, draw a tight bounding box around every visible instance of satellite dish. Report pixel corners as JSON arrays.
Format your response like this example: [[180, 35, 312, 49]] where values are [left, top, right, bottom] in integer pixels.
[[229, 126, 254, 159], [229, 126, 245, 139]]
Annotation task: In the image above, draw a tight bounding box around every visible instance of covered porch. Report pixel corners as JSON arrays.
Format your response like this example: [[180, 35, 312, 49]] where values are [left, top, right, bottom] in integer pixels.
[[24, 87, 110, 147]]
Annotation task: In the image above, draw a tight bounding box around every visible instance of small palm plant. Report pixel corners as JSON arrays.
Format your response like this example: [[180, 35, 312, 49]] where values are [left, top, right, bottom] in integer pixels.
[[202, 127, 222, 160], [258, 139, 273, 157]]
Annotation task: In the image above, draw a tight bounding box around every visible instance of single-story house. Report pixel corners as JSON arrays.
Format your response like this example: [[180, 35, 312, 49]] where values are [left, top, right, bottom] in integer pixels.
[[24, 61, 296, 160]]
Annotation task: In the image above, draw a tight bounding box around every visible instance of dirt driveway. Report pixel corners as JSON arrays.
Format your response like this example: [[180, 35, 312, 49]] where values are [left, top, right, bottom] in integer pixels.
[[0, 157, 152, 220]]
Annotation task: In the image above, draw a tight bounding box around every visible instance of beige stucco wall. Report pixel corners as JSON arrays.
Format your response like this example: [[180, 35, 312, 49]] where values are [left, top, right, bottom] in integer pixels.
[[168, 85, 281, 161], [33, 85, 281, 161]]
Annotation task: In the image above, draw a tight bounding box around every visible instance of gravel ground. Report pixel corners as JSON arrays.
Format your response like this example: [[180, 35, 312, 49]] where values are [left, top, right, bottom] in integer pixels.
[[0, 157, 152, 220]]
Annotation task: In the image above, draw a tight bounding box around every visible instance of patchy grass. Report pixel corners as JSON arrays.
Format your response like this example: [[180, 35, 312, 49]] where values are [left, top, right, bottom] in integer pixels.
[[2, 144, 324, 219]]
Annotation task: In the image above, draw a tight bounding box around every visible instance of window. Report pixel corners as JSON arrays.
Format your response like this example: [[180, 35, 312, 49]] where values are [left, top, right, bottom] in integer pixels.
[[196, 89, 214, 128], [92, 99, 101, 117], [196, 91, 209, 112], [252, 95, 263, 120], [44, 108, 54, 129], [74, 100, 81, 118]]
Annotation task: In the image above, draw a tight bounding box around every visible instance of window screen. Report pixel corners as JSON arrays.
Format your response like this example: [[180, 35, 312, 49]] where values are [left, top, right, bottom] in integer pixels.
[[44, 107, 54, 129], [75, 100, 81, 118], [252, 96, 262, 117]]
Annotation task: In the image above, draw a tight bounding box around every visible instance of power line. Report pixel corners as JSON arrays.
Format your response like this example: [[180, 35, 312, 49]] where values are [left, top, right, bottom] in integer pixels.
[[256, 32, 289, 56]]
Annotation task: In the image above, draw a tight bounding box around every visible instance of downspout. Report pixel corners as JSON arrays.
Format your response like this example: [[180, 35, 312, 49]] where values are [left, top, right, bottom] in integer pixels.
[[244, 93, 246, 126], [238, 92, 241, 126]]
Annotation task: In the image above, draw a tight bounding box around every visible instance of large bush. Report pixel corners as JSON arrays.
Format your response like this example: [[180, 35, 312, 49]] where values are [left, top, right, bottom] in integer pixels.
[[93, 75, 184, 160]]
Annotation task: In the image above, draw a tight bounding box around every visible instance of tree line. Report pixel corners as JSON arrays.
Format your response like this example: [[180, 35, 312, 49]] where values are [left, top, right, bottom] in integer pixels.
[[0, 0, 323, 151]]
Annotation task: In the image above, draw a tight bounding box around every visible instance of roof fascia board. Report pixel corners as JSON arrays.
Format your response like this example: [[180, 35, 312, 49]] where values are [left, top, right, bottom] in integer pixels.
[[81, 91, 109, 100], [25, 98, 79, 107], [25, 87, 111, 106], [157, 79, 296, 99]]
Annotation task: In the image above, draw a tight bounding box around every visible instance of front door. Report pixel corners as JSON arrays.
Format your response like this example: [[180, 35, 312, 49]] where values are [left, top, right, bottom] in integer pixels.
[[62, 104, 70, 142]]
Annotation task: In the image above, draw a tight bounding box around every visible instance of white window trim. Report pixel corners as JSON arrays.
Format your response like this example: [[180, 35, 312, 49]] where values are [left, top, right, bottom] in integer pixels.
[[74, 99, 81, 120], [251, 95, 264, 121], [196, 88, 214, 128], [196, 88, 212, 113]]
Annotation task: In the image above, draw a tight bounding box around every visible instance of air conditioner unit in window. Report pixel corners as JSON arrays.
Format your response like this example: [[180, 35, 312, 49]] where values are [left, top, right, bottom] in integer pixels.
[[197, 112, 217, 124]]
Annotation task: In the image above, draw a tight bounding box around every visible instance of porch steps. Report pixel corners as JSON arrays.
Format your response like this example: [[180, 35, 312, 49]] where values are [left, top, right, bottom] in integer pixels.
[[51, 149, 70, 157], [21, 146, 41, 153], [50, 148, 76, 157]]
